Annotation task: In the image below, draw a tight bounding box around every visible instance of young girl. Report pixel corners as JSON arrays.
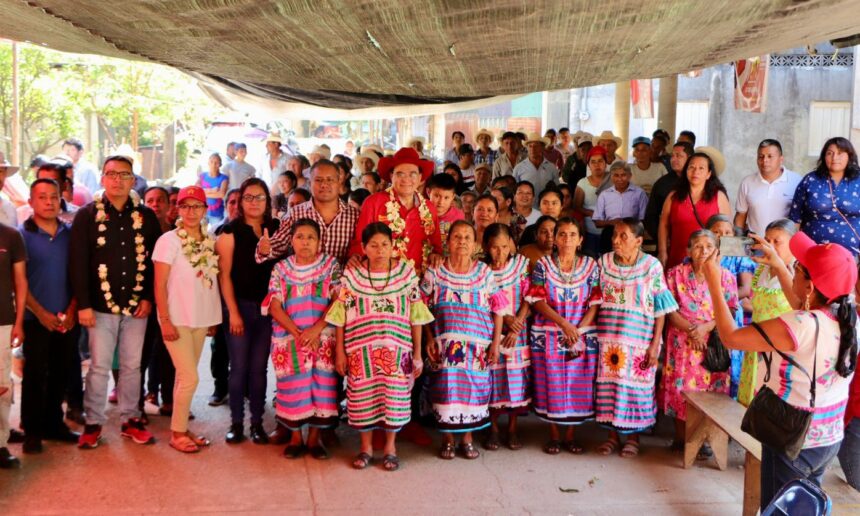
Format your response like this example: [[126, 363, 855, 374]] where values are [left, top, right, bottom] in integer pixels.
[[737, 218, 797, 406], [422, 221, 506, 460], [264, 218, 341, 459], [483, 223, 531, 450], [329, 222, 433, 471]]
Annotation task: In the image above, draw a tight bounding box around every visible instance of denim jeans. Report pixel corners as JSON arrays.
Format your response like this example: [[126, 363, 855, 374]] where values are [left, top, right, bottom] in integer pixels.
[[225, 299, 272, 426], [761, 441, 841, 510], [84, 312, 148, 425], [838, 417, 860, 491]]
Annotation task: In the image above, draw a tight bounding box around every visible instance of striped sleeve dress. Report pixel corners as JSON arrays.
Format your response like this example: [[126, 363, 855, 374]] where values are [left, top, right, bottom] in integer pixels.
[[595, 252, 678, 433], [326, 260, 433, 431], [526, 254, 601, 424], [421, 261, 510, 432], [263, 254, 341, 430], [489, 254, 532, 413]]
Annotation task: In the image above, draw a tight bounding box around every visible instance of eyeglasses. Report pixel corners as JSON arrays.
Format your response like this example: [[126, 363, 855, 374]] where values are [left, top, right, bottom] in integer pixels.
[[393, 171, 421, 180], [104, 171, 134, 181], [178, 203, 207, 212], [242, 194, 267, 203]]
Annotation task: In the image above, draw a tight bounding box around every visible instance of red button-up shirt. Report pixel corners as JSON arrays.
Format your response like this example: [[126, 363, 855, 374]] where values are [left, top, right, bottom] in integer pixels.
[[350, 190, 443, 271]]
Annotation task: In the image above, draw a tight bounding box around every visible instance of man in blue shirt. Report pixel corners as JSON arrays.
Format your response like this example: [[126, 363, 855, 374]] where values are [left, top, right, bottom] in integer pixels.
[[593, 162, 648, 253], [19, 178, 81, 454]]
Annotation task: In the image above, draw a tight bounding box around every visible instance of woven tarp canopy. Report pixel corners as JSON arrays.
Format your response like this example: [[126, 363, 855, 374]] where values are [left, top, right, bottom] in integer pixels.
[[2, 0, 860, 113]]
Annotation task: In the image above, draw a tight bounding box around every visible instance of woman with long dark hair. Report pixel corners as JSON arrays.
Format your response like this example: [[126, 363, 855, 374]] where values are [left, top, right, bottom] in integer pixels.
[[657, 151, 731, 269], [790, 136, 860, 256]]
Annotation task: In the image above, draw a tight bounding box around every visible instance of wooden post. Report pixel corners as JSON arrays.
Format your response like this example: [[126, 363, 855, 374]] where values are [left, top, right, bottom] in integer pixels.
[[743, 452, 761, 516], [614, 82, 630, 160], [658, 75, 678, 140]]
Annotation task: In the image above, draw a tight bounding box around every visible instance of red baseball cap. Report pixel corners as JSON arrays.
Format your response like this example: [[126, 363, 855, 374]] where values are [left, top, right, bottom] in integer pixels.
[[586, 146, 608, 161], [177, 185, 207, 205], [789, 231, 858, 302]]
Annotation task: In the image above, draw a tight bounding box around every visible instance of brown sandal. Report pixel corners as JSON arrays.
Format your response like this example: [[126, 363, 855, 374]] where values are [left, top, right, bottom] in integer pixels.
[[439, 442, 456, 460], [458, 442, 480, 460], [597, 437, 620, 456], [169, 435, 200, 453], [620, 439, 640, 458]]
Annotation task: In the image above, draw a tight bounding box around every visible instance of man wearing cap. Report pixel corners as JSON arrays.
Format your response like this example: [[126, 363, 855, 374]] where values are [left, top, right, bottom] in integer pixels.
[[222, 143, 256, 191], [474, 129, 497, 167], [472, 164, 492, 196], [561, 137, 594, 187], [555, 127, 576, 163], [348, 148, 442, 272], [651, 129, 673, 172], [257, 159, 359, 266], [70, 155, 162, 449], [0, 152, 21, 227], [445, 131, 465, 165], [260, 132, 290, 195], [513, 133, 559, 206], [734, 139, 801, 236], [19, 177, 81, 454], [492, 131, 526, 180], [457, 144, 477, 190], [62, 138, 100, 195], [630, 136, 667, 196]]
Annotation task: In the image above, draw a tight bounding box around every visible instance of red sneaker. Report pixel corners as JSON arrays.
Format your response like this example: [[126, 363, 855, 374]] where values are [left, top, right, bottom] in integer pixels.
[[121, 418, 155, 445], [78, 425, 102, 449]]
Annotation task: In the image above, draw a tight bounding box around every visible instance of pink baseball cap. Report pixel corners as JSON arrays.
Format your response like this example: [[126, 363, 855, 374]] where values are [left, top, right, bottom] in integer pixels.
[[789, 231, 858, 302], [177, 185, 206, 205]]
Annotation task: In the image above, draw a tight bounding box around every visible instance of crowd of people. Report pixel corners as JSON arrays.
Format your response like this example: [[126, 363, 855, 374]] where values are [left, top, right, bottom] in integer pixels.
[[0, 127, 859, 511]]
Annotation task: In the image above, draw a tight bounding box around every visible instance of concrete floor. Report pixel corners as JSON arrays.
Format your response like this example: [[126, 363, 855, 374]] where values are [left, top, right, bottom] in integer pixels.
[[1, 347, 859, 515]]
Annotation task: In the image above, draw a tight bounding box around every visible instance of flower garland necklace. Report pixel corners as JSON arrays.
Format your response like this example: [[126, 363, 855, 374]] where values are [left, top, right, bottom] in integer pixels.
[[94, 190, 145, 315], [383, 187, 434, 268], [176, 218, 219, 289]]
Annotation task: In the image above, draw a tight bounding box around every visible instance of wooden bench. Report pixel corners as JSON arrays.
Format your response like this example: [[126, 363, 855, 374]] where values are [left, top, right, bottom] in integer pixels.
[[683, 391, 762, 516]]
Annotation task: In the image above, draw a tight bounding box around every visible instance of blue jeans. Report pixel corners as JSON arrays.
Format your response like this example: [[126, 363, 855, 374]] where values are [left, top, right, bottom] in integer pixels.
[[84, 312, 148, 425], [838, 417, 860, 491], [761, 441, 841, 511], [224, 299, 272, 426]]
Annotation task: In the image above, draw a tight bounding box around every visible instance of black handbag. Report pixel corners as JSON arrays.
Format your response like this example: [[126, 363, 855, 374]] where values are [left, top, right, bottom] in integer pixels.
[[742, 315, 818, 460], [702, 330, 731, 373]]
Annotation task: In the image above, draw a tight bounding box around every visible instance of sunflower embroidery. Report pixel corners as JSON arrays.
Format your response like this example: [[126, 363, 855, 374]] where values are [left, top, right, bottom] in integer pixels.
[[602, 344, 626, 375]]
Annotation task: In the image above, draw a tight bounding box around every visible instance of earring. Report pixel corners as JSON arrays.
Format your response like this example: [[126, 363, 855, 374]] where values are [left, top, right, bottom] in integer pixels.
[[803, 294, 811, 311]]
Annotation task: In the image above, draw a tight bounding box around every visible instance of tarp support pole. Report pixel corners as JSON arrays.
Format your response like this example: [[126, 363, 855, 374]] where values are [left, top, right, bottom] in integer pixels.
[[658, 75, 678, 140], [614, 81, 630, 160], [851, 47, 860, 149]]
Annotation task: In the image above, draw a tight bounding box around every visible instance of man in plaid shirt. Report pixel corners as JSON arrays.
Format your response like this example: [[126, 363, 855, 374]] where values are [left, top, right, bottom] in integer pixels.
[[256, 160, 358, 264]]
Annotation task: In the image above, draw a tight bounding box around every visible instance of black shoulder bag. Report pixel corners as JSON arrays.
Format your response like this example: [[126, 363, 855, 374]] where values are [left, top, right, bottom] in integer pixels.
[[742, 314, 818, 460], [702, 330, 731, 373]]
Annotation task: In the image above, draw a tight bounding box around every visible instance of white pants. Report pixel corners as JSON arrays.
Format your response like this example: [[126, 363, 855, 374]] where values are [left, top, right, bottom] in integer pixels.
[[0, 325, 12, 447]]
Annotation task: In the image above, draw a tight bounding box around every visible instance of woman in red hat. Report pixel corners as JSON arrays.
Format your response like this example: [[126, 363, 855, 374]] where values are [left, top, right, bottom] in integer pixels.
[[349, 148, 443, 273], [704, 232, 858, 510]]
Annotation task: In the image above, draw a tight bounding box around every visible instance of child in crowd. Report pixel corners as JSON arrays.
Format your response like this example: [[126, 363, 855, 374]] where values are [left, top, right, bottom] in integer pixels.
[[427, 174, 464, 254], [329, 223, 433, 472], [483, 223, 531, 450], [264, 218, 341, 460]]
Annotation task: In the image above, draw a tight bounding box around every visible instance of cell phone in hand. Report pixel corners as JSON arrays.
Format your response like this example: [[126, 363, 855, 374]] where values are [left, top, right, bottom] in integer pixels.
[[719, 236, 756, 257]]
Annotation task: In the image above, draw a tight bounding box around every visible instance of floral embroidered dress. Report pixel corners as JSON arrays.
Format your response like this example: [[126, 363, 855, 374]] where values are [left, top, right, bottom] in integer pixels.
[[737, 263, 794, 406], [661, 262, 738, 421], [489, 254, 531, 412], [595, 253, 677, 432], [526, 254, 601, 424], [263, 254, 341, 430], [421, 261, 509, 432], [720, 255, 756, 398], [326, 260, 433, 431]]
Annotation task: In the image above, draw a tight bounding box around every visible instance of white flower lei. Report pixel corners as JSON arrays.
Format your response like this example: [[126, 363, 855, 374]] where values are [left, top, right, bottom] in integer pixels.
[[175, 218, 219, 289], [383, 187, 434, 269], [94, 190, 145, 316]]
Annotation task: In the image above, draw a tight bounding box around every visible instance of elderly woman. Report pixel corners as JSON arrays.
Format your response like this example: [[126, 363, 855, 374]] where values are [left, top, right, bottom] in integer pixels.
[[518, 215, 556, 272], [526, 217, 601, 455], [790, 136, 860, 256], [704, 231, 857, 510], [595, 219, 678, 458], [658, 151, 731, 270], [350, 147, 443, 273], [422, 221, 506, 460], [662, 230, 738, 456]]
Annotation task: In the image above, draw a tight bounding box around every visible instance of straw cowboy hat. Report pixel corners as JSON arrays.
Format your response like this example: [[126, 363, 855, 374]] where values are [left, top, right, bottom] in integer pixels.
[[407, 136, 426, 146], [377, 147, 435, 183], [355, 149, 379, 168], [310, 144, 331, 160], [695, 146, 726, 175], [475, 128, 495, 143], [524, 132, 550, 147], [0, 151, 20, 174], [363, 144, 384, 156], [592, 130, 623, 148], [573, 130, 593, 146], [265, 131, 283, 144]]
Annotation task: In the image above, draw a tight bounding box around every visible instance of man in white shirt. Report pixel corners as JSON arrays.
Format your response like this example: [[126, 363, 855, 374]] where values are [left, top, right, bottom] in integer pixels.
[[445, 131, 465, 164], [734, 139, 802, 235], [492, 131, 526, 179], [555, 127, 576, 163], [513, 133, 559, 206], [61, 138, 100, 194], [630, 136, 667, 195], [0, 153, 19, 227], [261, 132, 290, 193], [457, 144, 477, 189]]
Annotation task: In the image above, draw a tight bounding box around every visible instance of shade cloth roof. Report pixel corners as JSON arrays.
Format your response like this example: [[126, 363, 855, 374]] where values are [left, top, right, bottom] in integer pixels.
[[2, 0, 860, 113]]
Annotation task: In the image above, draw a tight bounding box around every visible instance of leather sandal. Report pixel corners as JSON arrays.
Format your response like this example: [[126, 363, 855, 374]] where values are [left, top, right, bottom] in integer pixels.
[[352, 452, 372, 469], [439, 442, 456, 460], [382, 454, 400, 471], [169, 435, 200, 454], [458, 442, 480, 460]]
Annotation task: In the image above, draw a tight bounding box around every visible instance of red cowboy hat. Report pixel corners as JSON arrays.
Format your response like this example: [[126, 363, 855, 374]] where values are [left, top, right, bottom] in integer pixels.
[[377, 147, 435, 183]]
